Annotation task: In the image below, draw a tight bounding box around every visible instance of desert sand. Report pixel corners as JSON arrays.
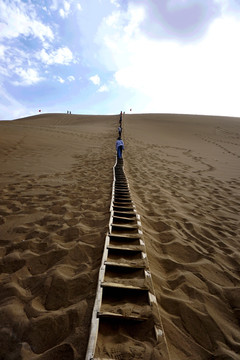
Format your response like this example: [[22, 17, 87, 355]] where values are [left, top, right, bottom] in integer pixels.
[[124, 114, 240, 360], [0, 113, 239, 359]]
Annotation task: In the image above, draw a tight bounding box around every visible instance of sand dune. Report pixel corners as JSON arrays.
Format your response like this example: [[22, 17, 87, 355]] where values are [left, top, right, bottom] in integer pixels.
[[124, 114, 240, 360], [0, 112, 240, 359], [0, 114, 117, 359]]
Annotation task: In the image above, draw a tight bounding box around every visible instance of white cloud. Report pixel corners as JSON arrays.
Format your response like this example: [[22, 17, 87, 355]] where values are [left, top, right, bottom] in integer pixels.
[[0, 64, 9, 77], [56, 76, 65, 83], [0, 0, 54, 42], [77, 3, 82, 11], [110, 0, 120, 8], [0, 44, 6, 58], [213, 0, 229, 13], [42, 41, 51, 50], [0, 46, 37, 81], [105, 11, 121, 28], [96, 4, 146, 69], [104, 5, 145, 34], [126, 7, 145, 36], [59, 0, 71, 18], [54, 75, 75, 83], [89, 74, 100, 85], [50, 0, 59, 11], [98, 84, 109, 92], [39, 47, 74, 65], [145, 18, 239, 115], [13, 68, 44, 86], [64, 0, 71, 11], [59, 8, 66, 17], [97, 3, 240, 117], [67, 75, 75, 81]]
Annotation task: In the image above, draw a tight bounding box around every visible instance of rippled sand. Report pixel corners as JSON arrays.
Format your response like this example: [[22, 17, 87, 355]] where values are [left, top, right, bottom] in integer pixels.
[[0, 114, 116, 359], [0, 113, 240, 359], [124, 114, 240, 360]]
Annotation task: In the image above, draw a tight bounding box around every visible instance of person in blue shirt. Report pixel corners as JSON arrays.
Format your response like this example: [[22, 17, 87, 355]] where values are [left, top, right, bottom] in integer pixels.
[[116, 137, 124, 159]]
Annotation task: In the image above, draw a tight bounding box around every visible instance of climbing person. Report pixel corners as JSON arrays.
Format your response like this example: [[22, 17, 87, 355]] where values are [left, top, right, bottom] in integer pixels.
[[119, 111, 122, 125], [116, 136, 124, 159], [118, 125, 122, 137]]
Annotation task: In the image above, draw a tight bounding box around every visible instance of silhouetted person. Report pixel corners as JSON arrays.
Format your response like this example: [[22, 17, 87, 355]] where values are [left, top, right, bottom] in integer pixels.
[[116, 136, 124, 159], [118, 126, 122, 137]]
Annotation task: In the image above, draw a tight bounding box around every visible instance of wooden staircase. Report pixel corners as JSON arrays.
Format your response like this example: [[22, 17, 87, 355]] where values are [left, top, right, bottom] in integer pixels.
[[85, 157, 169, 359]]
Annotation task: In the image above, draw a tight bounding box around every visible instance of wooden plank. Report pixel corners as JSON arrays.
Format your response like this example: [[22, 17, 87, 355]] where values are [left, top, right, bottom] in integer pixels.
[[97, 311, 148, 321], [111, 223, 139, 229], [105, 261, 146, 269], [107, 244, 144, 252], [109, 233, 141, 240], [101, 281, 148, 291], [113, 215, 137, 222]]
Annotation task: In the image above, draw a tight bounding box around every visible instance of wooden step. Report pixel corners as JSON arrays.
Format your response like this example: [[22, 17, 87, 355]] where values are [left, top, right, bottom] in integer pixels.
[[109, 234, 142, 243], [107, 244, 144, 252], [111, 224, 140, 233], [114, 185, 129, 193], [113, 211, 137, 218], [101, 281, 148, 291], [112, 205, 135, 212], [112, 216, 137, 224], [105, 260, 145, 269], [97, 311, 148, 321], [114, 193, 131, 199], [114, 189, 130, 193], [114, 197, 132, 203]]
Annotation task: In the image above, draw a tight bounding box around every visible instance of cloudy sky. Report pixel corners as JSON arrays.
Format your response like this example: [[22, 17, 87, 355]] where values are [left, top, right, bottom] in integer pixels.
[[1, 0, 240, 120]]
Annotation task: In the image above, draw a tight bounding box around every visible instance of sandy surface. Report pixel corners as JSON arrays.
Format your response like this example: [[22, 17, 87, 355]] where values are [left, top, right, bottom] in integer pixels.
[[124, 114, 240, 360], [0, 112, 240, 359], [0, 114, 116, 359]]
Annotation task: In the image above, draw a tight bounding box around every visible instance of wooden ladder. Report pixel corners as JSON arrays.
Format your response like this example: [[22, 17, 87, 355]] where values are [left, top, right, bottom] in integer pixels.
[[85, 157, 169, 359]]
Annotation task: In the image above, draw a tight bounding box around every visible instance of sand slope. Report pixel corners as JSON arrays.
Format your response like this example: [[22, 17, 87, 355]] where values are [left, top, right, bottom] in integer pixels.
[[0, 114, 117, 359], [0, 112, 240, 359], [124, 114, 240, 360]]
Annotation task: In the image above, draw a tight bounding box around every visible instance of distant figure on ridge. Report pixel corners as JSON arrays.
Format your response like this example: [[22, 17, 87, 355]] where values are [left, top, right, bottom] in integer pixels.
[[116, 137, 124, 159], [119, 111, 122, 125]]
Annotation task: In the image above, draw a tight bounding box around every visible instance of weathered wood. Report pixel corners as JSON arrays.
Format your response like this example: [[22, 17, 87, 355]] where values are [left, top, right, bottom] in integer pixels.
[[101, 281, 148, 291], [104, 260, 146, 269], [85, 154, 169, 360], [107, 244, 144, 252], [97, 311, 148, 321]]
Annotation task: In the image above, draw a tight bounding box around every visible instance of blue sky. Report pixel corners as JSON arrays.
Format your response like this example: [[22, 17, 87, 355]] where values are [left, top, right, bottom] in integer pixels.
[[1, 0, 240, 120]]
